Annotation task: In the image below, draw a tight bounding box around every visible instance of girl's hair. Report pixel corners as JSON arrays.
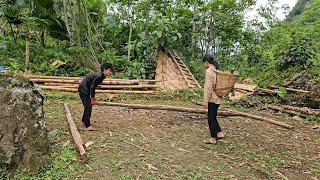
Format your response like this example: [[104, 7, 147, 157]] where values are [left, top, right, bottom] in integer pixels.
[[202, 54, 220, 70]]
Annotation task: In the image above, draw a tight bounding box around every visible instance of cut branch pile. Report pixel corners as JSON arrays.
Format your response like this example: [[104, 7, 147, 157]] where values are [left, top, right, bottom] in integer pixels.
[[28, 75, 160, 94]]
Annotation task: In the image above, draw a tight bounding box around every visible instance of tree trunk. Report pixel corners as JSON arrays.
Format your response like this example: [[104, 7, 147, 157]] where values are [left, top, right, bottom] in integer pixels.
[[40, 30, 45, 47], [128, 25, 133, 61], [63, 0, 73, 44], [25, 32, 30, 71], [192, 3, 196, 59], [127, 4, 134, 62], [9, 23, 17, 42], [79, 0, 99, 68]]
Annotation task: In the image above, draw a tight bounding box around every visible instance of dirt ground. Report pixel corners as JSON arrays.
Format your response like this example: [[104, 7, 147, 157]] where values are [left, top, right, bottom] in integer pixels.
[[45, 93, 320, 180]]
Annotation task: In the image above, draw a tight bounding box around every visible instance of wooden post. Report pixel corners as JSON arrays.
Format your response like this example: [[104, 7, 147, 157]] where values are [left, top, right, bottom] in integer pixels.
[[64, 103, 89, 162]]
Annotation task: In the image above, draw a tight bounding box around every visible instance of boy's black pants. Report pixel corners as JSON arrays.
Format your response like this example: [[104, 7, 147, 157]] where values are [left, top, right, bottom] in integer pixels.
[[207, 102, 222, 138], [78, 87, 92, 128]]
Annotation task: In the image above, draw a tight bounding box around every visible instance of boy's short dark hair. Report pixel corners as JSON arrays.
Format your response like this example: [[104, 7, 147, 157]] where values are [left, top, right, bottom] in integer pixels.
[[100, 62, 115, 72], [202, 54, 220, 70]]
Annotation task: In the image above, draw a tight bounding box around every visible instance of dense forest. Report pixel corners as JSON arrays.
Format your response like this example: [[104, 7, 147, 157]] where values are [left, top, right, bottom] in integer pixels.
[[0, 0, 319, 85]]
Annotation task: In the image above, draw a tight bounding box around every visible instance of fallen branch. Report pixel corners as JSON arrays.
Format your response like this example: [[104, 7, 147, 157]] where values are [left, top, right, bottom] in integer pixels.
[[96, 102, 294, 129], [166, 165, 182, 179], [268, 105, 307, 118], [281, 105, 320, 116], [270, 86, 310, 94], [64, 103, 89, 162], [124, 140, 150, 153], [256, 88, 278, 95]]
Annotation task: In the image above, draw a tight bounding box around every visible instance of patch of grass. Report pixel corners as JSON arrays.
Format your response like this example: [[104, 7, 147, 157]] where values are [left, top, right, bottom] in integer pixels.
[[311, 163, 320, 174], [111, 160, 124, 172], [186, 170, 206, 180], [255, 155, 285, 177], [14, 146, 84, 179], [119, 174, 134, 180], [44, 91, 78, 101], [306, 115, 317, 122]]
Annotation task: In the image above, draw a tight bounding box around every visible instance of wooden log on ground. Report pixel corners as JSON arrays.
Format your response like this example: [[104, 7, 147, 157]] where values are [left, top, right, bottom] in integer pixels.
[[40, 86, 155, 94], [96, 101, 240, 116], [270, 86, 310, 94], [64, 103, 89, 162], [281, 105, 320, 116], [267, 105, 307, 118], [96, 102, 294, 129], [220, 108, 294, 129]]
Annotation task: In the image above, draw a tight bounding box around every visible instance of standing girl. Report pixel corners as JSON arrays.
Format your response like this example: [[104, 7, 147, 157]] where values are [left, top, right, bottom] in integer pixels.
[[203, 54, 224, 144]]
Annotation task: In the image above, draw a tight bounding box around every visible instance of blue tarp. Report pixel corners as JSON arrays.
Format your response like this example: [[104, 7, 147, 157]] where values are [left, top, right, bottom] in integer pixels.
[[0, 66, 5, 71]]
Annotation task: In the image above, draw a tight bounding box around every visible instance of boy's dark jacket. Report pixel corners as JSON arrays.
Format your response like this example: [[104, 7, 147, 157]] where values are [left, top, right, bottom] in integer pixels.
[[78, 72, 105, 98]]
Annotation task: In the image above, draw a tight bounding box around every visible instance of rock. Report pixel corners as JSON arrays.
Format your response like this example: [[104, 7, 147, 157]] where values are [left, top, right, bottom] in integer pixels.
[[48, 129, 59, 137], [292, 116, 304, 121], [312, 125, 320, 129], [62, 140, 71, 147], [0, 75, 49, 173]]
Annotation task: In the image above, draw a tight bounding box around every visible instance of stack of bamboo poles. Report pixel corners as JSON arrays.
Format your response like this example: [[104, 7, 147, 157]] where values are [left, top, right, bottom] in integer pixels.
[[28, 75, 161, 94]]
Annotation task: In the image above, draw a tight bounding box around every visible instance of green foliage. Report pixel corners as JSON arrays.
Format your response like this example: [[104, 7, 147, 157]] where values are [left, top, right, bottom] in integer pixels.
[[278, 34, 314, 70], [233, 0, 320, 86], [124, 61, 147, 79], [275, 87, 288, 99], [306, 115, 317, 122]]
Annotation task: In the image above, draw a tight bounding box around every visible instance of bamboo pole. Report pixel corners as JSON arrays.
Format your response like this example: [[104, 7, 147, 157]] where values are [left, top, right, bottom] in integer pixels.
[[31, 78, 140, 85], [64, 103, 89, 162], [96, 102, 294, 129], [42, 83, 160, 89], [28, 75, 161, 82], [41, 86, 155, 94]]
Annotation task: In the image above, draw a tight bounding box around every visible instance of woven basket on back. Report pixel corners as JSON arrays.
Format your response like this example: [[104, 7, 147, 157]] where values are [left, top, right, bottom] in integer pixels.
[[214, 70, 238, 96]]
